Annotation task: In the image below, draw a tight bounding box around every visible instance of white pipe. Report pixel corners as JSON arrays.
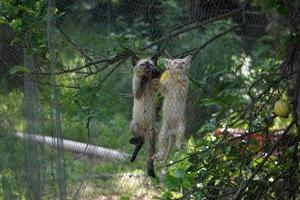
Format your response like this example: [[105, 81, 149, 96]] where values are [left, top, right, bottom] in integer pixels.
[[15, 132, 129, 161]]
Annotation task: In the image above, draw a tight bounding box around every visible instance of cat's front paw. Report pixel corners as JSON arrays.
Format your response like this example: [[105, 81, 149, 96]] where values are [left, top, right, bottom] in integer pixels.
[[151, 78, 160, 90]]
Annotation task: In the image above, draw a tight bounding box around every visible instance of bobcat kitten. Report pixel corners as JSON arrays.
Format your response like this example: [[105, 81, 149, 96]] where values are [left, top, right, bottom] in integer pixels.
[[130, 57, 160, 177], [153, 55, 192, 161]]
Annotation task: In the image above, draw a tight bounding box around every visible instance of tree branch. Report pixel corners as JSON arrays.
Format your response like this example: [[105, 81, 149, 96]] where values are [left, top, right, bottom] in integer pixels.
[[232, 121, 295, 199], [176, 25, 242, 58], [56, 24, 94, 64], [162, 122, 289, 168], [141, 7, 244, 51]]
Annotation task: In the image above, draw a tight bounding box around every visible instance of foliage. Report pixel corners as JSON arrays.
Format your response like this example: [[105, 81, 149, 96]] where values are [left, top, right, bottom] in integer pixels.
[[0, 0, 299, 199]]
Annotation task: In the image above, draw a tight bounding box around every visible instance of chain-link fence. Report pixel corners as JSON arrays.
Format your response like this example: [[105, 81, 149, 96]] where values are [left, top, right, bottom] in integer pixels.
[[0, 0, 287, 199]]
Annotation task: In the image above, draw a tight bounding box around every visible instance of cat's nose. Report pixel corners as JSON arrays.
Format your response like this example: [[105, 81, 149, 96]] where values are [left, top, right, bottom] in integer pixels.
[[146, 62, 153, 68], [177, 64, 183, 69]]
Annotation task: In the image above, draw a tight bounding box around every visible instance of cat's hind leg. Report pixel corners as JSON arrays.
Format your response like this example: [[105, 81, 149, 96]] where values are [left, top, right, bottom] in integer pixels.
[[175, 122, 185, 150], [152, 123, 170, 161], [129, 121, 145, 162], [147, 127, 156, 177]]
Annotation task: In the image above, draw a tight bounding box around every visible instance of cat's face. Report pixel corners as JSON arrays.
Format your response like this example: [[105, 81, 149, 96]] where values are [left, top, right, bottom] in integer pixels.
[[133, 58, 156, 77], [164, 55, 192, 73]]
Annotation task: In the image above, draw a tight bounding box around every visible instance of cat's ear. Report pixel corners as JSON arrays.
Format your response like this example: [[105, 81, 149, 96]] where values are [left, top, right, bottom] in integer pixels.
[[183, 55, 192, 64], [151, 54, 158, 65], [132, 55, 139, 67], [183, 55, 192, 69], [163, 58, 172, 69]]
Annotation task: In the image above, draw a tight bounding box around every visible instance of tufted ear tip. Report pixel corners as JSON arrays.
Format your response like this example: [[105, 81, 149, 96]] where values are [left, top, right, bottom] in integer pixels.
[[151, 54, 158, 65], [183, 55, 192, 63], [132, 56, 139, 66]]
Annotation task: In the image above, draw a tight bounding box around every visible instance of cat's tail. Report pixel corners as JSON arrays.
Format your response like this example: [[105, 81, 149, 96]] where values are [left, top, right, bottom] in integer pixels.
[[129, 136, 144, 162]]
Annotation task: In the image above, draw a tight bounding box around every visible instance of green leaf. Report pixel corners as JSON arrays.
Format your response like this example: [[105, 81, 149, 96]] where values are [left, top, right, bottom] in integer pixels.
[[252, 157, 263, 168], [26, 48, 38, 56], [150, 176, 160, 185], [0, 16, 8, 25], [165, 174, 182, 190], [124, 34, 136, 39], [9, 65, 31, 75], [159, 191, 173, 200], [120, 195, 131, 200], [157, 58, 165, 69], [10, 37, 23, 46], [187, 136, 196, 151], [18, 5, 35, 15], [199, 98, 219, 107], [9, 19, 22, 31], [225, 146, 232, 154], [48, 6, 58, 14]]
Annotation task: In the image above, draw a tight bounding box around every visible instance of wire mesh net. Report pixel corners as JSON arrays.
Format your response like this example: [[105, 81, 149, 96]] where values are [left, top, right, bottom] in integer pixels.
[[0, 0, 279, 199]]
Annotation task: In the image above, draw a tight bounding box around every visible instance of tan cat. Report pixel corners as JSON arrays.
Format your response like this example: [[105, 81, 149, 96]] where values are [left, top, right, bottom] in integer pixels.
[[129, 57, 160, 177], [153, 55, 192, 161]]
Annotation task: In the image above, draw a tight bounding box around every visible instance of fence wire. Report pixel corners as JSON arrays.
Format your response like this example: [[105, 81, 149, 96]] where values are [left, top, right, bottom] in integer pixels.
[[0, 0, 274, 199]]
